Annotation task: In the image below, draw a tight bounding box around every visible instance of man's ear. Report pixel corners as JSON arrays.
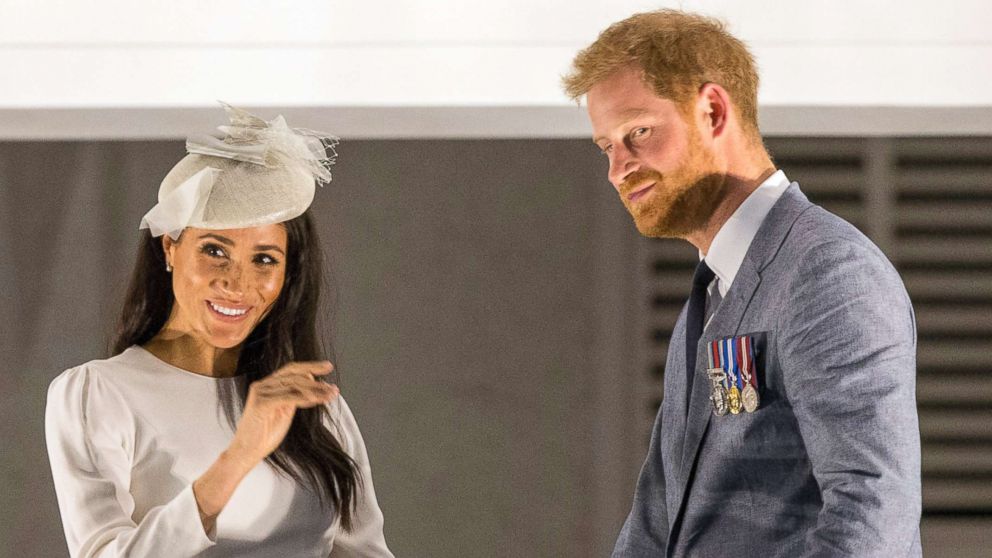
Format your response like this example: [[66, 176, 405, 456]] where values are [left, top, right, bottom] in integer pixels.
[[696, 82, 731, 142]]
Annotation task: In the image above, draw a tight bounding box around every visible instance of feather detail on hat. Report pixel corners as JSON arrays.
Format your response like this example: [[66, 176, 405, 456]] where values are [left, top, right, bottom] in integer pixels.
[[186, 102, 338, 185]]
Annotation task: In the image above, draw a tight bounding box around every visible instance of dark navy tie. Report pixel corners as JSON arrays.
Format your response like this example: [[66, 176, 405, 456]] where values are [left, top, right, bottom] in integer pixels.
[[686, 260, 716, 411]]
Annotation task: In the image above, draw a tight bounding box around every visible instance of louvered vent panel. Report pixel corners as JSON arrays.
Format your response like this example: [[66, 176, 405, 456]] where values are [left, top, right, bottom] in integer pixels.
[[639, 233, 693, 449], [642, 236, 693, 423], [769, 138, 868, 231], [895, 138, 992, 515], [639, 137, 992, 522]]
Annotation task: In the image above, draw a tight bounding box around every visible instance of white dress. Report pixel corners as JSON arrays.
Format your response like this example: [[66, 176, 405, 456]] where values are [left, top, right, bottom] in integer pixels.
[[45, 346, 393, 558]]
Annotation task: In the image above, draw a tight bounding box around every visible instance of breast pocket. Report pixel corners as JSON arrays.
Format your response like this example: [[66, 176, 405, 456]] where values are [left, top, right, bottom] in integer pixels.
[[710, 401, 806, 460], [704, 330, 806, 462]]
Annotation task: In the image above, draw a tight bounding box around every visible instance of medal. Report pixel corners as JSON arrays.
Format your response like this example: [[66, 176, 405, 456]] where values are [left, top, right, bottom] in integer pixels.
[[742, 384, 758, 412], [708, 335, 761, 417], [727, 386, 742, 414], [724, 338, 743, 414], [740, 336, 760, 412], [708, 372, 729, 416], [707, 340, 729, 416]]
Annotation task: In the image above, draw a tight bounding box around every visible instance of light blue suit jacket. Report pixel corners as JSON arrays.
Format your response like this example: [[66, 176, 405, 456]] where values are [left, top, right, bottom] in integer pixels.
[[614, 184, 922, 557]]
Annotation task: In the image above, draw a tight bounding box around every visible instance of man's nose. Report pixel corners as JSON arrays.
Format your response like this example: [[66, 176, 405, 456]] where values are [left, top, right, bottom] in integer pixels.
[[608, 144, 639, 191]]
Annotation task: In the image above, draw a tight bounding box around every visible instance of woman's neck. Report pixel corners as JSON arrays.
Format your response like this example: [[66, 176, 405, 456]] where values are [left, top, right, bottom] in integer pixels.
[[143, 330, 241, 378]]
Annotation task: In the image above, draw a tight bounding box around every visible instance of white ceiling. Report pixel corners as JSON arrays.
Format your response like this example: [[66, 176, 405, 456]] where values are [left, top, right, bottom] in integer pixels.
[[2, 0, 990, 137]]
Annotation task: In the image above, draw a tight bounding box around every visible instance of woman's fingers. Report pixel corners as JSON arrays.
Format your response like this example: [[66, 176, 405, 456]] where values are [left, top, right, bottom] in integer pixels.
[[259, 382, 335, 400], [255, 377, 338, 407], [231, 361, 340, 464], [272, 361, 334, 379], [257, 362, 334, 392], [245, 359, 339, 413]]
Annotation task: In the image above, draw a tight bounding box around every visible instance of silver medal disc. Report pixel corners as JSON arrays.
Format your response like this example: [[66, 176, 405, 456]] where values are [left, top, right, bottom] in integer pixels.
[[710, 385, 729, 416], [742, 383, 760, 413]]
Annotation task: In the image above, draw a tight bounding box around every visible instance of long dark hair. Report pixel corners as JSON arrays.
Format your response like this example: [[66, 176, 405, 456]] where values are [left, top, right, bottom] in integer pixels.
[[111, 211, 360, 530]]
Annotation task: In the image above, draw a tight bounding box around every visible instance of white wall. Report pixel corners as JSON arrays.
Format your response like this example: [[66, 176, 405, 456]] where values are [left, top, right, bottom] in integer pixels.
[[2, 0, 991, 137]]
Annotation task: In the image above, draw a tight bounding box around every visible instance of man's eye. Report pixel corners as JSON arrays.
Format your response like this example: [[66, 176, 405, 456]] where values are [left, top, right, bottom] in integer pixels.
[[601, 144, 613, 155], [632, 127, 650, 138]]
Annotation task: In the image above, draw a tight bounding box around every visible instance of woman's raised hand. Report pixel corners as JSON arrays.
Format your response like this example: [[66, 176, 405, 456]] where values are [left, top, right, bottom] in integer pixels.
[[228, 361, 338, 465], [193, 361, 337, 534]]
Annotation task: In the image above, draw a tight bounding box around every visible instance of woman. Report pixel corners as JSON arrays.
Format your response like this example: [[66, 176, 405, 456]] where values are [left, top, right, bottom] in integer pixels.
[[45, 106, 393, 557]]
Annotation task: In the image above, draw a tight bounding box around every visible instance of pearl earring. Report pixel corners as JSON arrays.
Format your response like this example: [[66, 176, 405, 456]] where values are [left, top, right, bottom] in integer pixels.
[[166, 263, 173, 273]]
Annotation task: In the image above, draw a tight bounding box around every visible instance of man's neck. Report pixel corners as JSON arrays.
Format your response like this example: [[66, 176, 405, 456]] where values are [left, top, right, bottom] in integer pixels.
[[686, 159, 777, 255]]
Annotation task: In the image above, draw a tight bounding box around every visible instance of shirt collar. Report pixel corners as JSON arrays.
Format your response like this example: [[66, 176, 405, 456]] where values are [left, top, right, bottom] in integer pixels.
[[702, 170, 791, 296]]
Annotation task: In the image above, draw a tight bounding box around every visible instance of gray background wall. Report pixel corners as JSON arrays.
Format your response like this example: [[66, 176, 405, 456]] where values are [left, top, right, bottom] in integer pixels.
[[2, 138, 991, 557], [0, 139, 639, 558]]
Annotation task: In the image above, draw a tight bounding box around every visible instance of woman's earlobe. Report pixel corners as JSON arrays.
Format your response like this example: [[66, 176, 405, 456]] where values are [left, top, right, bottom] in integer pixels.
[[162, 235, 177, 272]]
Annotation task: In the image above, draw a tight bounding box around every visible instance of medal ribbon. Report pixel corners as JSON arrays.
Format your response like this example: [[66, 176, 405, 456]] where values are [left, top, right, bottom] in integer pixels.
[[716, 340, 727, 388], [734, 337, 742, 390], [738, 336, 751, 387], [747, 336, 758, 389], [721, 338, 737, 388], [724, 338, 735, 389]]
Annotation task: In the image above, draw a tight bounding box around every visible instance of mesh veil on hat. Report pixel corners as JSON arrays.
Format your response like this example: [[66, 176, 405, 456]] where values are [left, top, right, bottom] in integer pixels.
[[139, 103, 337, 239]]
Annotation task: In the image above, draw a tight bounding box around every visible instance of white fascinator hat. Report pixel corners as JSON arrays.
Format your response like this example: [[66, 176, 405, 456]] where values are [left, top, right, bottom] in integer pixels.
[[139, 103, 337, 240]]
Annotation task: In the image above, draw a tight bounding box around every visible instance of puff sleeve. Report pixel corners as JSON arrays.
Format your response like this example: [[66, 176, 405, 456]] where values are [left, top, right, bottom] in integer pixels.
[[45, 366, 215, 557], [326, 396, 393, 558]]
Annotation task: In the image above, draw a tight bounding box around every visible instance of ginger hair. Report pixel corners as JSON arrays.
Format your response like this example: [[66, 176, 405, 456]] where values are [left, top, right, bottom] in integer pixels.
[[563, 9, 761, 138]]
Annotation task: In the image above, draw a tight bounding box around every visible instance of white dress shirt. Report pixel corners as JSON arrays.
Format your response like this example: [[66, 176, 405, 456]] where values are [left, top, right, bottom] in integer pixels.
[[703, 170, 791, 297], [45, 346, 393, 558]]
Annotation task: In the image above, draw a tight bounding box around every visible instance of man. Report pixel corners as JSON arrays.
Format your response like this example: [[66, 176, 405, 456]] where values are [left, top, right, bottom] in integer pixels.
[[563, 10, 921, 557]]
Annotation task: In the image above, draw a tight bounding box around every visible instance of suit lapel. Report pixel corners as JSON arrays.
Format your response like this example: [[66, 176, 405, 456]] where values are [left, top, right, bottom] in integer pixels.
[[670, 183, 813, 524], [665, 307, 689, 464], [677, 261, 760, 481]]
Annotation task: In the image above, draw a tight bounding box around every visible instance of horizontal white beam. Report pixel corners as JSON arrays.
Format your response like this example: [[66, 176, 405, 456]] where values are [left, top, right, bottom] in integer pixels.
[[2, 45, 991, 108], [2, 106, 990, 140]]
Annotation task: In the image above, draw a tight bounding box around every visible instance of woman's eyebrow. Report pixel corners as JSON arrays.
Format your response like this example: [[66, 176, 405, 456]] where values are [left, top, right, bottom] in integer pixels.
[[199, 233, 234, 246], [254, 244, 286, 256], [198, 233, 285, 255]]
